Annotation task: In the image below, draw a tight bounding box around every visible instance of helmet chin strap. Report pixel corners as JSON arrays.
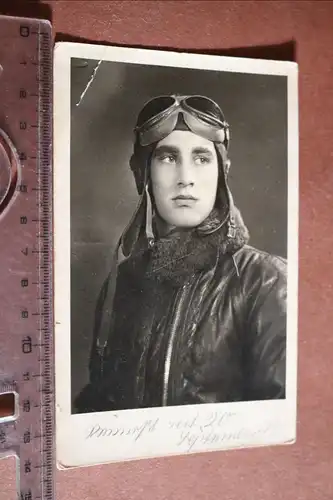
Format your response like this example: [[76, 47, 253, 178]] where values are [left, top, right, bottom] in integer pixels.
[[226, 188, 236, 238], [145, 183, 155, 247]]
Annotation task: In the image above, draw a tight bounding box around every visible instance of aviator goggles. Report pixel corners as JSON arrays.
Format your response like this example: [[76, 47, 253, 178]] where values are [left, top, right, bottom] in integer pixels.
[[134, 95, 230, 149]]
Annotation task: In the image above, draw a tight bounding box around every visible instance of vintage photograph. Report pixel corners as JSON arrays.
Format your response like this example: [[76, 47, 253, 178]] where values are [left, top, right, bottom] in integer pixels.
[[54, 43, 298, 467]]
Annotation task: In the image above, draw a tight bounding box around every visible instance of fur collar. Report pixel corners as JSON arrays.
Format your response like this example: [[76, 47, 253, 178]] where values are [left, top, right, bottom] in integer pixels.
[[122, 207, 249, 287]]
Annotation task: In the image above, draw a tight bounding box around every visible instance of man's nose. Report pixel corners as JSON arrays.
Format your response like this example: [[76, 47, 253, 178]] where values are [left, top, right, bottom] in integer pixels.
[[177, 160, 194, 187]]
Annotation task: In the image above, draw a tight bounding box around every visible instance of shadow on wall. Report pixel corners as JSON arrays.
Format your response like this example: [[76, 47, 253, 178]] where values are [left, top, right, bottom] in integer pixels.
[[70, 58, 288, 406]]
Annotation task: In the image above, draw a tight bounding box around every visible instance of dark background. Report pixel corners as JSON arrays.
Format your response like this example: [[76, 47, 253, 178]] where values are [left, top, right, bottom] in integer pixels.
[[70, 58, 288, 404]]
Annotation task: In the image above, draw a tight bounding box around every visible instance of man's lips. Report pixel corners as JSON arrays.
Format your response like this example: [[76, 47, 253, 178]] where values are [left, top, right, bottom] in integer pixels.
[[172, 194, 198, 201]]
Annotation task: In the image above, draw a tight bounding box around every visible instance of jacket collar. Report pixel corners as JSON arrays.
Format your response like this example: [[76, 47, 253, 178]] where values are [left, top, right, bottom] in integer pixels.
[[123, 206, 249, 287], [95, 205, 249, 349]]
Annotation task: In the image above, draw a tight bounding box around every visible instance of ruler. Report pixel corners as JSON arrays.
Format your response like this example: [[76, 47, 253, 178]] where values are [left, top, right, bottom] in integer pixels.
[[0, 15, 54, 500]]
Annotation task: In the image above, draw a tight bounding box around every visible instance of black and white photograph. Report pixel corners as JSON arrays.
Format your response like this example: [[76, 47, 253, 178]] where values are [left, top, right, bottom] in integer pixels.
[[54, 43, 298, 468]]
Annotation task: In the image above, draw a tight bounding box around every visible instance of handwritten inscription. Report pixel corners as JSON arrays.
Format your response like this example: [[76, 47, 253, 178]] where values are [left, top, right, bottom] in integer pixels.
[[85, 409, 272, 452], [86, 418, 159, 442], [178, 426, 270, 451], [168, 410, 236, 432]]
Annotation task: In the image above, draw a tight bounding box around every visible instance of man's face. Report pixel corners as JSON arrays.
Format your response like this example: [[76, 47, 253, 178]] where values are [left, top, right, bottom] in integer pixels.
[[150, 130, 219, 229]]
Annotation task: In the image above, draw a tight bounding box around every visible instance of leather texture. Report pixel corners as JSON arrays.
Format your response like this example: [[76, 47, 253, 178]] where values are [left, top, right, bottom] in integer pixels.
[[75, 243, 286, 412]]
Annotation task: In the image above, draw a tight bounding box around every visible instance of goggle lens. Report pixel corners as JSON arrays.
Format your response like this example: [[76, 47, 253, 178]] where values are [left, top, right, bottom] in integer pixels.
[[135, 95, 229, 148]]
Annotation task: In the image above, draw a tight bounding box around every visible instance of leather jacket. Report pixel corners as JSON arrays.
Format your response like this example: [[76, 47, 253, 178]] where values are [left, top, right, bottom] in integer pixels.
[[75, 230, 287, 412]]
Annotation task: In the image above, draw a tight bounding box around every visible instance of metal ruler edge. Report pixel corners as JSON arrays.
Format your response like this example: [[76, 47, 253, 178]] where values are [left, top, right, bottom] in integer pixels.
[[0, 15, 55, 500]]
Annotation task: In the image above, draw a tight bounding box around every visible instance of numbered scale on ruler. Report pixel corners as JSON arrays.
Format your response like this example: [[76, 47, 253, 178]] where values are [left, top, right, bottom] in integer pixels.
[[0, 15, 54, 500]]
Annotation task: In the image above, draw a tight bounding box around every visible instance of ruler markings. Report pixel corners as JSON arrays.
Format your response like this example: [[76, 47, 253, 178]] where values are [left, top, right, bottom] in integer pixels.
[[0, 17, 54, 500]]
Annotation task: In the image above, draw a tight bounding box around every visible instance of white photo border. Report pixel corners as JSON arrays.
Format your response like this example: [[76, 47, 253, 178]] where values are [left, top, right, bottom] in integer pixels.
[[53, 42, 299, 469]]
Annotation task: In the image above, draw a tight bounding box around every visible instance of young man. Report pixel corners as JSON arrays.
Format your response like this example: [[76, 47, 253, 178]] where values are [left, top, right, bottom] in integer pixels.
[[75, 95, 287, 412]]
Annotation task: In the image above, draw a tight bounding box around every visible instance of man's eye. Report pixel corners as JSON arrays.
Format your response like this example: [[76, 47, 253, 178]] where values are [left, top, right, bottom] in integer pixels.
[[194, 156, 210, 165], [160, 154, 176, 164]]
